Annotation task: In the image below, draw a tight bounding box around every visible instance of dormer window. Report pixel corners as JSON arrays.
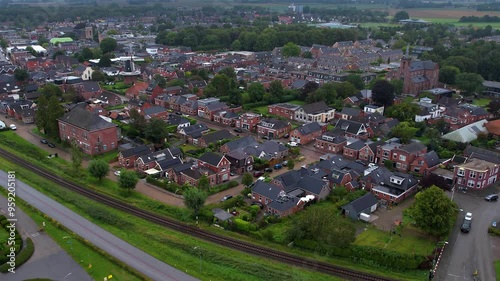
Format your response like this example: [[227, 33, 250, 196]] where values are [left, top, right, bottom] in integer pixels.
[[390, 175, 404, 185]]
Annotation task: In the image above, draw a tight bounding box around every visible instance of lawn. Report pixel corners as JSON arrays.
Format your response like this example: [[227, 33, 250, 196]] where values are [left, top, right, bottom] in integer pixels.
[[496, 260, 500, 281], [94, 150, 119, 163], [252, 105, 269, 115], [288, 100, 305, 106], [355, 226, 435, 256], [101, 81, 131, 95], [472, 98, 491, 108], [0, 224, 9, 252]]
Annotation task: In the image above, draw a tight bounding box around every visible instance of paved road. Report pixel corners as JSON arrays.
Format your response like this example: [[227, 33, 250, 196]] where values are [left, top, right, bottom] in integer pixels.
[[435, 187, 499, 281], [0, 170, 199, 281], [0, 195, 92, 281]]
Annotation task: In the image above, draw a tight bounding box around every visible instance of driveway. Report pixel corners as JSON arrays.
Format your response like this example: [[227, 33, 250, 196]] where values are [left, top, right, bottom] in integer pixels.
[[0, 195, 92, 281], [435, 186, 500, 281]]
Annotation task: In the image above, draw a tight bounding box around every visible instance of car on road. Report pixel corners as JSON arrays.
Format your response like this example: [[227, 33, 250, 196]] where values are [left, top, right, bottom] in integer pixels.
[[230, 172, 235, 176], [282, 160, 288, 166], [261, 136, 270, 140], [233, 128, 242, 133], [9, 124, 17, 130], [47, 143, 55, 148], [114, 170, 121, 176], [220, 195, 233, 202], [264, 167, 273, 173], [288, 141, 298, 147], [273, 163, 282, 170], [40, 139, 48, 144], [465, 212, 472, 221], [461, 220, 472, 233], [493, 221, 497, 228], [253, 171, 264, 177], [485, 194, 499, 201]]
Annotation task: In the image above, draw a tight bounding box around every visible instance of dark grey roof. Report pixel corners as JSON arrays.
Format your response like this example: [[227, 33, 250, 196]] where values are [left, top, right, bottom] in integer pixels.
[[296, 175, 326, 195], [297, 122, 322, 135], [291, 79, 307, 89], [409, 60, 437, 71], [335, 119, 364, 135], [464, 145, 500, 164], [398, 142, 427, 154], [199, 152, 224, 166], [268, 195, 300, 212], [252, 180, 282, 199], [82, 81, 100, 92], [224, 136, 259, 152], [182, 124, 209, 138], [167, 114, 190, 126], [259, 118, 289, 130], [59, 106, 116, 131], [120, 144, 153, 158], [423, 151, 440, 167], [343, 193, 378, 214], [274, 170, 302, 191], [205, 101, 229, 111], [182, 168, 214, 179], [346, 140, 366, 150], [300, 101, 331, 114], [212, 208, 233, 221], [144, 106, 167, 116], [201, 129, 233, 145], [340, 107, 361, 116]]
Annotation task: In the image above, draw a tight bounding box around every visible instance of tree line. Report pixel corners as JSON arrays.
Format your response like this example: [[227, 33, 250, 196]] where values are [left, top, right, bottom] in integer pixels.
[[459, 15, 500, 22]]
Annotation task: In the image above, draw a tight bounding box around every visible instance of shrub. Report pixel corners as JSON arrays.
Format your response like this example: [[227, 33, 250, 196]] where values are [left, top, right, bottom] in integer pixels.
[[234, 218, 257, 232], [488, 226, 500, 236], [0, 238, 34, 273]]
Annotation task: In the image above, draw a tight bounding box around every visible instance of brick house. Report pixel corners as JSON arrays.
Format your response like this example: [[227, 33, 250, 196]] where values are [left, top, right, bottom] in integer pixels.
[[143, 106, 169, 120], [118, 144, 154, 168], [343, 140, 365, 160], [58, 105, 119, 155], [251, 180, 283, 208], [226, 149, 254, 175], [333, 119, 371, 140], [197, 98, 229, 121], [390, 53, 439, 96], [213, 111, 239, 127], [268, 103, 301, 120], [135, 148, 183, 172], [196, 152, 231, 184], [376, 141, 402, 165], [409, 150, 441, 175], [178, 124, 210, 145], [314, 131, 347, 154], [197, 129, 233, 148], [235, 112, 261, 132], [267, 195, 306, 218], [271, 170, 331, 201], [360, 167, 419, 203], [257, 118, 292, 139], [335, 107, 363, 120], [453, 158, 499, 190], [295, 101, 335, 123], [220, 136, 259, 154], [443, 104, 491, 130], [358, 141, 384, 164], [80, 81, 102, 100], [289, 122, 326, 145], [391, 142, 428, 172]]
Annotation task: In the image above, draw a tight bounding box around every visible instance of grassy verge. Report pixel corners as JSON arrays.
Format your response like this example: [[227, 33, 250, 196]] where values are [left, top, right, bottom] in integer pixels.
[[495, 260, 500, 281], [472, 98, 491, 107], [0, 160, 340, 281], [0, 189, 145, 281]]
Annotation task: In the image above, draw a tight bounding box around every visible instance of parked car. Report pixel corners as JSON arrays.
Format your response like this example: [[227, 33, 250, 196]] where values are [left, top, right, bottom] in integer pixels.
[[461, 220, 471, 233], [220, 195, 233, 202], [253, 171, 264, 177], [465, 212, 472, 221], [282, 160, 288, 166], [262, 136, 270, 140], [485, 194, 499, 201], [234, 128, 242, 133], [47, 143, 55, 148], [9, 124, 16, 130], [114, 170, 121, 176], [282, 133, 289, 139], [288, 141, 298, 147], [264, 167, 273, 173], [40, 139, 48, 144], [273, 163, 282, 170]]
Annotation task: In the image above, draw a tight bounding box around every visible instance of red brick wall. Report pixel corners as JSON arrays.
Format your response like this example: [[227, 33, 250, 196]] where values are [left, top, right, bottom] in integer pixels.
[[59, 121, 118, 155], [314, 139, 345, 154]]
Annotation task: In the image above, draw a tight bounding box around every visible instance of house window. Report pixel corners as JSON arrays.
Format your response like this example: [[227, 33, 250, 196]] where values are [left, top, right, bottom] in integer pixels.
[[476, 183, 481, 188], [111, 142, 115, 149], [469, 171, 476, 178], [126, 159, 129, 166], [478, 173, 483, 180], [399, 155, 406, 161], [457, 169, 465, 176], [103, 145, 107, 151], [467, 180, 475, 187]]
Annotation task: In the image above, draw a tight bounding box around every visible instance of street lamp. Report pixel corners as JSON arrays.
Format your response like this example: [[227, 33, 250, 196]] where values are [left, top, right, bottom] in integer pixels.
[[193, 246, 201, 272]]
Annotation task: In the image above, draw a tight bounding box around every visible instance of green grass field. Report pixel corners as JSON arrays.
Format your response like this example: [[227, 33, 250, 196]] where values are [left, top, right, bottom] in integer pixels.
[[472, 98, 491, 107], [354, 227, 435, 256], [0, 224, 9, 252]]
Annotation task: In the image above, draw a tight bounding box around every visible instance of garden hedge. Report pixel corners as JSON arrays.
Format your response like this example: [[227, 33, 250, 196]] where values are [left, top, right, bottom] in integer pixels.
[[0, 237, 34, 273]]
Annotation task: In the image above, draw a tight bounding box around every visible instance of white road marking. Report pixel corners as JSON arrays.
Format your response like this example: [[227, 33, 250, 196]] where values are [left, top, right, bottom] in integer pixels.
[[448, 273, 461, 277], [31, 232, 40, 237]]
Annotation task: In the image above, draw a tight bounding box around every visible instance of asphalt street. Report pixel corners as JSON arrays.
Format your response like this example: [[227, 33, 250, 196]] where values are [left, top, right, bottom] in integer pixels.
[[435, 187, 499, 281], [0, 194, 92, 281], [0, 170, 199, 281]]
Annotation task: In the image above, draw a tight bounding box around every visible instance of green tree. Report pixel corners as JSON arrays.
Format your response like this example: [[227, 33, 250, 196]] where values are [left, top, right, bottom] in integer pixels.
[[166, 78, 185, 87], [98, 55, 112, 67], [88, 159, 110, 182], [392, 10, 410, 22], [154, 74, 167, 88], [0, 38, 8, 49], [302, 51, 313, 59], [40, 83, 63, 98], [81, 47, 94, 60], [242, 172, 253, 187], [268, 80, 284, 103], [439, 66, 460, 85], [100, 37, 117, 54], [409, 186, 457, 236], [70, 141, 84, 172], [288, 205, 355, 251], [14, 68, 29, 83], [287, 159, 295, 170], [35, 94, 64, 137], [346, 74, 364, 90], [145, 118, 168, 148], [197, 175, 210, 190], [183, 187, 207, 215], [205, 74, 232, 97], [91, 70, 106, 82], [333, 82, 358, 99], [390, 79, 404, 95], [385, 102, 420, 122], [456, 72, 484, 96], [129, 108, 147, 137], [118, 170, 139, 196], [371, 80, 395, 106], [487, 100, 500, 116], [282, 42, 301, 58], [247, 82, 265, 103], [391, 121, 418, 144]]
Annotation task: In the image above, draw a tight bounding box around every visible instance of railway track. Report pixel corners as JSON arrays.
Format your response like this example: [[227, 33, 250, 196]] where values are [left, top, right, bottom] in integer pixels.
[[0, 148, 397, 281]]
